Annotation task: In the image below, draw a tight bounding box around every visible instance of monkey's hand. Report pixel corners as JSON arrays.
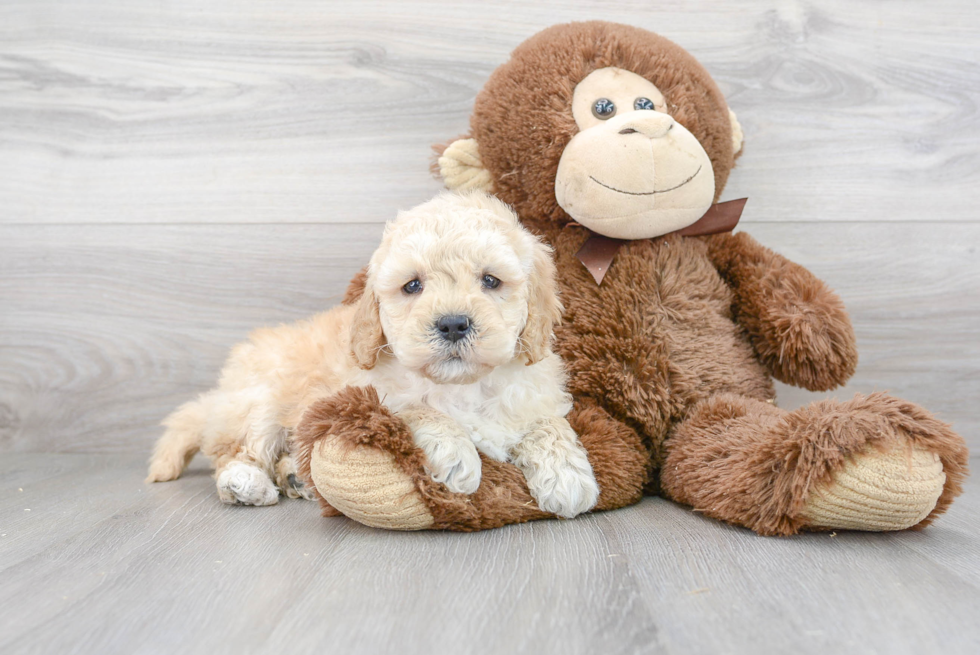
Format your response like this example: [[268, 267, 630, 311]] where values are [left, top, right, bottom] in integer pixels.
[[705, 231, 858, 391]]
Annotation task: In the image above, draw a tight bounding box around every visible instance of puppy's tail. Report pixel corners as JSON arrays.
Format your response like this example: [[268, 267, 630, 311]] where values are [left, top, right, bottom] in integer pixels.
[[146, 395, 212, 483]]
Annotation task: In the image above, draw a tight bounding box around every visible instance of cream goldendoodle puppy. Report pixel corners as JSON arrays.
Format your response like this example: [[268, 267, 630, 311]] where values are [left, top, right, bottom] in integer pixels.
[[147, 191, 600, 518]]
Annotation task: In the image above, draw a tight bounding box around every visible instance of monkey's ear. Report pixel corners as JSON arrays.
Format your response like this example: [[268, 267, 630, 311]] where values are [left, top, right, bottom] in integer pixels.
[[729, 109, 744, 156], [519, 240, 564, 366], [348, 280, 386, 369], [437, 138, 494, 192]]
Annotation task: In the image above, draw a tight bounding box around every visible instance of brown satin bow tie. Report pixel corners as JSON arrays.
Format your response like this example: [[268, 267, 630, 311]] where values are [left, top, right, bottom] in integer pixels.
[[574, 198, 747, 284]]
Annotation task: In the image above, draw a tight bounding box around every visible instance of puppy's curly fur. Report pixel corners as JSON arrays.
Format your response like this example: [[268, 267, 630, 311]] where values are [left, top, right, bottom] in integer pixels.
[[147, 191, 600, 518]]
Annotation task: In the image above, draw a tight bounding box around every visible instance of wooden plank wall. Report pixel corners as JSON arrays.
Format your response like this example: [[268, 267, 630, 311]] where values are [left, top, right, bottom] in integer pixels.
[[1, 0, 978, 454]]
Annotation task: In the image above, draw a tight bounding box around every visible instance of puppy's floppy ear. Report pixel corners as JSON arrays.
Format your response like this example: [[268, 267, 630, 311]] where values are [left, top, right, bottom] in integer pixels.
[[342, 266, 368, 306], [519, 240, 563, 365], [348, 279, 386, 369]]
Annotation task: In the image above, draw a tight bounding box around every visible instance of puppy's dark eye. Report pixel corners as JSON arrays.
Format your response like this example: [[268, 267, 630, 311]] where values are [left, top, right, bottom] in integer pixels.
[[592, 98, 616, 120], [634, 97, 655, 111], [402, 279, 423, 294], [481, 274, 501, 290]]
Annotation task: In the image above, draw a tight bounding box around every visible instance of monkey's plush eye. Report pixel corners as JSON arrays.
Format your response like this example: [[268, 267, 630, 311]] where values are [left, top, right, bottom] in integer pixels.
[[481, 274, 501, 290], [402, 279, 423, 294], [592, 98, 616, 119], [634, 97, 655, 111]]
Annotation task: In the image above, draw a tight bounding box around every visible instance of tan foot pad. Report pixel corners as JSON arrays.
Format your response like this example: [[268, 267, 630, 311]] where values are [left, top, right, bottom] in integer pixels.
[[802, 443, 946, 532], [309, 439, 435, 531]]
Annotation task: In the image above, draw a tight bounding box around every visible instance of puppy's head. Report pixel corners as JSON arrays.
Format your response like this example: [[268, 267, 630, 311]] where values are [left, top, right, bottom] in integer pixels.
[[350, 191, 562, 385]]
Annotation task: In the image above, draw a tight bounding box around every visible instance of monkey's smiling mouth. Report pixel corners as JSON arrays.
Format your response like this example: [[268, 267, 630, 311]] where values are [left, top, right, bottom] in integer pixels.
[[589, 165, 702, 196]]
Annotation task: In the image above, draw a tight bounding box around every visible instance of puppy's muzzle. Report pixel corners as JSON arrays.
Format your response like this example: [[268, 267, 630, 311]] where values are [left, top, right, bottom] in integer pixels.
[[436, 315, 472, 344]]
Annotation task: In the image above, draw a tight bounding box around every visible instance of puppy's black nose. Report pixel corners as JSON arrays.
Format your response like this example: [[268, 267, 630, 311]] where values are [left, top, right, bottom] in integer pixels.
[[436, 315, 471, 343]]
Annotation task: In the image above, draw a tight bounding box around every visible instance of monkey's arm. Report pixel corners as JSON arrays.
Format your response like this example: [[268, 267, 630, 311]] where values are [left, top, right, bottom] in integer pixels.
[[704, 231, 858, 391]]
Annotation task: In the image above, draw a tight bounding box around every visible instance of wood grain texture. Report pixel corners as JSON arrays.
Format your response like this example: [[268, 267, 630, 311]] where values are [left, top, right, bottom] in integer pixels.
[[1, 1, 979, 225], [1, 1, 976, 452], [0, 453, 978, 655]]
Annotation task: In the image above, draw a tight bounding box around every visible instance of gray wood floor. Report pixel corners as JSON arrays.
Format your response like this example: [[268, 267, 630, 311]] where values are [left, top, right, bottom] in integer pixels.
[[1, 452, 979, 655], [1, 1, 978, 653]]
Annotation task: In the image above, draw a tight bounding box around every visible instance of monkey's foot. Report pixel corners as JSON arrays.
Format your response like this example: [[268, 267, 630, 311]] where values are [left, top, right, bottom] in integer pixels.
[[801, 442, 946, 532], [309, 437, 435, 530], [662, 392, 968, 536]]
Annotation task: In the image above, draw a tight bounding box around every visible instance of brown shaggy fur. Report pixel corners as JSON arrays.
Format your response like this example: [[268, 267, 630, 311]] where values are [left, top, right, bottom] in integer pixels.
[[706, 232, 858, 391], [295, 21, 968, 534]]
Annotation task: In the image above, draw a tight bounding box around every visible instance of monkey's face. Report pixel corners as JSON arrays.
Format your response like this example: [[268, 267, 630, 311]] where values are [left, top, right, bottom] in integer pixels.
[[438, 23, 742, 237], [554, 67, 716, 240]]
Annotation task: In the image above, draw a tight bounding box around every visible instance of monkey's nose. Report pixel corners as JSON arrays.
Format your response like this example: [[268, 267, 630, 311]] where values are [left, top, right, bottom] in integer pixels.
[[616, 111, 674, 139], [436, 315, 471, 343]]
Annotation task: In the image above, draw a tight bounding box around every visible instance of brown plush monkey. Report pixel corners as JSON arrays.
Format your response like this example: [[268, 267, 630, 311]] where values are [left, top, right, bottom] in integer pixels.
[[296, 22, 968, 535]]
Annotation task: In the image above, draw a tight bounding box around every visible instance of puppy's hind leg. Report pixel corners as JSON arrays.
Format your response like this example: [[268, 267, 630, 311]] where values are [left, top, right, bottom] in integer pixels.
[[147, 397, 211, 483], [210, 391, 286, 506], [275, 452, 317, 501], [216, 459, 281, 506]]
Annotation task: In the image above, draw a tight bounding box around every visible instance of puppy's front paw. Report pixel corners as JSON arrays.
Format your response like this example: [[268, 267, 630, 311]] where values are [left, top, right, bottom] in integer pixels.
[[528, 463, 600, 519], [216, 461, 280, 506], [514, 420, 600, 519], [415, 430, 482, 495]]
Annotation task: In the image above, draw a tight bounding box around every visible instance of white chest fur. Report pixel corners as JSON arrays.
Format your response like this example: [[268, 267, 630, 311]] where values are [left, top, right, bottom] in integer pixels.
[[347, 354, 573, 462]]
